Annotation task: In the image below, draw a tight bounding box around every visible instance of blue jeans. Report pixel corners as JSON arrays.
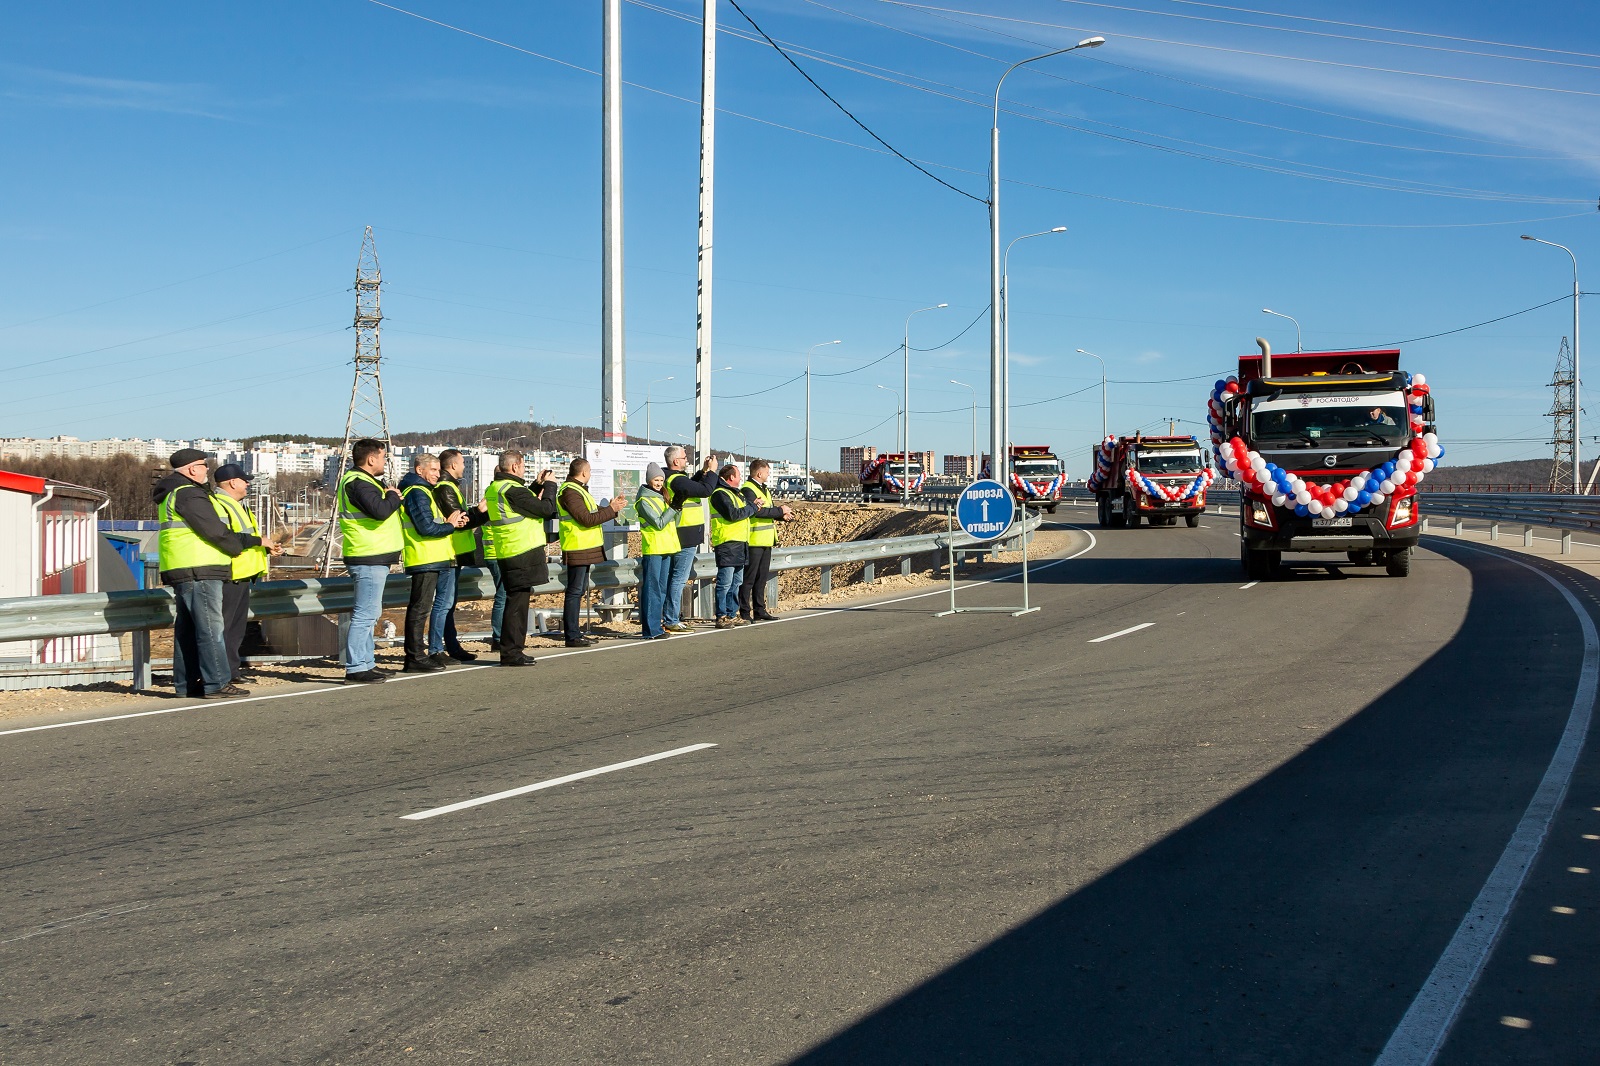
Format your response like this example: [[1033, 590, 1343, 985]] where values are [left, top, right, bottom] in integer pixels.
[[346, 564, 388, 674], [171, 578, 229, 695], [715, 565, 744, 619], [639, 553, 671, 637], [429, 566, 458, 654], [487, 559, 507, 641], [663, 545, 696, 625]]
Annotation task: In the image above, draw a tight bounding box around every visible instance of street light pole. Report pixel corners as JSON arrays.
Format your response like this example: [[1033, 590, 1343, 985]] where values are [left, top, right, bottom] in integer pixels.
[[726, 424, 746, 463], [1003, 228, 1067, 477], [950, 379, 977, 478], [1074, 349, 1108, 440], [644, 375, 674, 446], [1261, 308, 1302, 353], [807, 340, 840, 490], [904, 304, 947, 502], [1523, 235, 1582, 494], [990, 36, 1104, 489]]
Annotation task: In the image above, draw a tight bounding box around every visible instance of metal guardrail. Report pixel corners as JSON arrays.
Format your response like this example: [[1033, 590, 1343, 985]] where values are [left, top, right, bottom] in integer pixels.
[[0, 512, 1041, 688]]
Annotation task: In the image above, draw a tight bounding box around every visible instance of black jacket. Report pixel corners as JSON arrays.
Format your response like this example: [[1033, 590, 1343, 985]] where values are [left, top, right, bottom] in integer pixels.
[[152, 471, 260, 584], [710, 480, 761, 567], [435, 475, 489, 566], [342, 470, 404, 567], [665, 468, 719, 550]]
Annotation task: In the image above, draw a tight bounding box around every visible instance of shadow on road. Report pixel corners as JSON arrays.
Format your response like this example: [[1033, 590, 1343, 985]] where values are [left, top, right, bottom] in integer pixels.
[[788, 547, 1578, 1065]]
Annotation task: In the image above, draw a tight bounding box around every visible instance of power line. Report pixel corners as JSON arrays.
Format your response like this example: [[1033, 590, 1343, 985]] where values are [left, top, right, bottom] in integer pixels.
[[912, 305, 988, 350], [1365, 295, 1573, 347], [724, 0, 986, 204]]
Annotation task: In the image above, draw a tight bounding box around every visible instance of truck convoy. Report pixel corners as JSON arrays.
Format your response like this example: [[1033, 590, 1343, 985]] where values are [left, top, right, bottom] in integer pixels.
[[1205, 344, 1441, 580], [1008, 445, 1067, 513], [859, 453, 925, 502], [1088, 434, 1213, 528]]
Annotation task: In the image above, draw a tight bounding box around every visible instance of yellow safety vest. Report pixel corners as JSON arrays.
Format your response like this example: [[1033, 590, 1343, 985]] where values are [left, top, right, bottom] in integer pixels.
[[483, 476, 547, 561], [710, 486, 750, 546], [666, 471, 706, 528], [400, 484, 458, 569], [337, 470, 403, 558], [558, 481, 605, 552], [212, 492, 269, 580], [637, 491, 681, 556], [747, 480, 776, 548], [158, 483, 233, 573], [441, 478, 477, 556]]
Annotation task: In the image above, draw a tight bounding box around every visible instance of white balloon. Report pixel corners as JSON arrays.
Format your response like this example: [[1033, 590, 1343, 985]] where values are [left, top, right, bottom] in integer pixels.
[[1342, 487, 1357, 501], [1426, 445, 1442, 459], [1424, 431, 1438, 446], [1334, 498, 1350, 513], [1295, 491, 1311, 506], [1370, 492, 1386, 506], [1421, 458, 1435, 473], [1413, 373, 1426, 386], [1311, 500, 1328, 515], [1250, 457, 1267, 472], [1272, 494, 1288, 507]]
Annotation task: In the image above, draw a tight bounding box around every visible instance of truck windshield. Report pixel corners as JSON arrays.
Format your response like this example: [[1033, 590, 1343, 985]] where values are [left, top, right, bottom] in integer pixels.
[[1251, 395, 1407, 447], [890, 464, 922, 477], [1013, 460, 1060, 479], [1136, 452, 1203, 475]]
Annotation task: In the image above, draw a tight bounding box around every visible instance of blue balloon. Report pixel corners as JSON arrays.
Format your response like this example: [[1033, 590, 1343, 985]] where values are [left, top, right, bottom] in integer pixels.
[[1356, 491, 1371, 506], [1215, 380, 1227, 391], [1295, 504, 1309, 516]]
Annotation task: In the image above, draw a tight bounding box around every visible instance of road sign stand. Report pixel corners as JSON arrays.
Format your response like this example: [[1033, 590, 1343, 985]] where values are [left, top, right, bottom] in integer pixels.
[[936, 479, 1039, 618]]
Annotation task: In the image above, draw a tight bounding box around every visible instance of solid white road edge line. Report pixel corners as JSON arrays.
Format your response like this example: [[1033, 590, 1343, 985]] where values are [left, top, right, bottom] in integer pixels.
[[1375, 542, 1599, 1066], [0, 529, 1101, 739], [1088, 622, 1155, 644], [401, 742, 718, 821]]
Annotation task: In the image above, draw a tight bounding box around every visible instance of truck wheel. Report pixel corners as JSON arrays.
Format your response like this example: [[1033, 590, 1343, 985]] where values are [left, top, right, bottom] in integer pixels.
[[1096, 498, 1108, 528], [1348, 549, 1374, 566], [1125, 500, 1141, 528], [1385, 548, 1412, 577], [1185, 515, 1200, 528], [1243, 545, 1279, 580], [1046, 504, 1058, 514]]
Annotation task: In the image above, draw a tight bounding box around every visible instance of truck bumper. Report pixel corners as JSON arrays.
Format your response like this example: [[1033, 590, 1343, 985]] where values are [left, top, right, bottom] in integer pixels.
[[1241, 513, 1419, 553]]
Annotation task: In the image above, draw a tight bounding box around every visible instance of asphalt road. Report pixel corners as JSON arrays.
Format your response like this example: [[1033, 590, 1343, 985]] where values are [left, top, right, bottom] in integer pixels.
[[1, 515, 1595, 1065]]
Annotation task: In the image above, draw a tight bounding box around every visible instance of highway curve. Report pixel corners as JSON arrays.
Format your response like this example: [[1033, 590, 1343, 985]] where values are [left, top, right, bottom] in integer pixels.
[[1, 510, 1595, 1065]]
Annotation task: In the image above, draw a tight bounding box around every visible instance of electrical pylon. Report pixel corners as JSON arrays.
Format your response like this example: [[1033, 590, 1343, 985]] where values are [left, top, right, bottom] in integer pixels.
[[321, 226, 392, 574], [1548, 335, 1575, 493]]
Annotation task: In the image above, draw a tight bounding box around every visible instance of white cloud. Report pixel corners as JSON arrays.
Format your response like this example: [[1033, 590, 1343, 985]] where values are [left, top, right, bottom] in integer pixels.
[[0, 64, 230, 119]]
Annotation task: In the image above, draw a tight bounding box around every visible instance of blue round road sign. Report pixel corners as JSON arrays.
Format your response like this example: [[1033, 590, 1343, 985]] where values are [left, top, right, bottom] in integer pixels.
[[955, 479, 1015, 542]]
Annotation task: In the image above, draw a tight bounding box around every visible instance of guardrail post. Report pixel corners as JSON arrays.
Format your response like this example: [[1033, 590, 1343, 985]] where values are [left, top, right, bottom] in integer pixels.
[[694, 579, 715, 620], [1490, 521, 1500, 541], [900, 557, 910, 577], [1524, 525, 1534, 547], [819, 565, 832, 595], [1454, 517, 1463, 536], [1562, 529, 1573, 555], [863, 561, 875, 583], [766, 575, 779, 610], [131, 631, 152, 692], [1420, 516, 1429, 533], [337, 612, 351, 667]]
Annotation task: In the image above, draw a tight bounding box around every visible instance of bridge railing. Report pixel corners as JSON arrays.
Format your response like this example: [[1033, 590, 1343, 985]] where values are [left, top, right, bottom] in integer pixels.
[[0, 513, 1042, 691]]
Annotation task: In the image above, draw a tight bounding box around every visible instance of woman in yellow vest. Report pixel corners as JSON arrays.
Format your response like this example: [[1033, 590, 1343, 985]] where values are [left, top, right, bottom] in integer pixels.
[[556, 458, 625, 648], [482, 450, 558, 667], [211, 463, 282, 683], [634, 462, 679, 639]]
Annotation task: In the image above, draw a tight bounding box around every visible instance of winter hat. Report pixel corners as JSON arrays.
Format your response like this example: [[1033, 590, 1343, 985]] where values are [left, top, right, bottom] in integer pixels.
[[645, 462, 665, 482]]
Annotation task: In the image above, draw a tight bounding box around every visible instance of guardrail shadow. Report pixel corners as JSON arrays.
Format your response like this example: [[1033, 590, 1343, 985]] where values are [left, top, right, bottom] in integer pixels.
[[1024, 552, 1243, 586], [787, 545, 1578, 1065]]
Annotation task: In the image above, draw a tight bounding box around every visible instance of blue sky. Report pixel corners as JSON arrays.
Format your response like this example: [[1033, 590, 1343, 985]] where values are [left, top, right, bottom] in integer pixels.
[[1, 0, 1596, 475]]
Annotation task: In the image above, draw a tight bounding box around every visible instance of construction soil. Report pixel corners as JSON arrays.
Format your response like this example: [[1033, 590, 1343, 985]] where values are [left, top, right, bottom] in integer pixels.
[[0, 505, 1078, 721]]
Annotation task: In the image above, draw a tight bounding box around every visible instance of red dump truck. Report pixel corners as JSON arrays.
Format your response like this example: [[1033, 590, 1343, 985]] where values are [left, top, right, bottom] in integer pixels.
[[859, 453, 926, 502], [1206, 344, 1439, 579], [1088, 434, 1213, 528], [1007, 445, 1067, 513]]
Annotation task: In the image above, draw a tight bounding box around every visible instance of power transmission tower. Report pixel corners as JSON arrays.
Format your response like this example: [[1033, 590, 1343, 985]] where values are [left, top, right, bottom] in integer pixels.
[[320, 226, 392, 575], [1548, 335, 1575, 492]]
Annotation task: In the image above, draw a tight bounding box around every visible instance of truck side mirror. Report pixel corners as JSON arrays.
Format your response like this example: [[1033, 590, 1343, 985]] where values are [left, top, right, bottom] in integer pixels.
[[1422, 394, 1435, 423]]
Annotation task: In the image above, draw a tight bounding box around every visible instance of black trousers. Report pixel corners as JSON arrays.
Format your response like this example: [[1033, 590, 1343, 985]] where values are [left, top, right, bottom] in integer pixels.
[[563, 564, 591, 639], [499, 551, 546, 658], [222, 577, 253, 680], [404, 569, 440, 663], [739, 545, 773, 617]]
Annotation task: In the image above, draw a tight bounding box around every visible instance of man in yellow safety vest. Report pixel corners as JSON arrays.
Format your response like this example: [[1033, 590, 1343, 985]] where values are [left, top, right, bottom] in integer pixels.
[[152, 448, 265, 699], [212, 462, 283, 683], [556, 458, 625, 648], [709, 462, 762, 629], [483, 449, 559, 666], [660, 445, 719, 632], [398, 452, 469, 673], [738, 458, 793, 622], [336, 438, 404, 684]]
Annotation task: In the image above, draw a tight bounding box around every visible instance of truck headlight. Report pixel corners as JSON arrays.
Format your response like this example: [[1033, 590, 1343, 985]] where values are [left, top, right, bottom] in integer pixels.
[[1245, 497, 1275, 529], [1387, 495, 1417, 529]]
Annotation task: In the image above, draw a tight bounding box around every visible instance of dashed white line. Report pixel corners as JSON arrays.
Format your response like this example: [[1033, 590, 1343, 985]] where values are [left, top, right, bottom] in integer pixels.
[[401, 742, 718, 821], [1088, 622, 1155, 644], [1240, 580, 1259, 590]]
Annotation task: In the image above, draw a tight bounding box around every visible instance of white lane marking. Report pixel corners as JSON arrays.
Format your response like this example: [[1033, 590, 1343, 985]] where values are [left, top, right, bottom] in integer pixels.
[[1240, 580, 1259, 590], [1088, 622, 1155, 644], [1376, 544, 1599, 1066], [1, 529, 1103, 738], [401, 742, 717, 821]]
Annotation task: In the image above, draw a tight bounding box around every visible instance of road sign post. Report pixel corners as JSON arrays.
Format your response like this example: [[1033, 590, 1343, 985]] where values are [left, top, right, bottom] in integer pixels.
[[936, 478, 1040, 618]]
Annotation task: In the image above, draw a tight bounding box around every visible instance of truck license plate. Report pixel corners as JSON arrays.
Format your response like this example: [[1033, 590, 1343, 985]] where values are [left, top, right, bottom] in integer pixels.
[[1311, 516, 1353, 528]]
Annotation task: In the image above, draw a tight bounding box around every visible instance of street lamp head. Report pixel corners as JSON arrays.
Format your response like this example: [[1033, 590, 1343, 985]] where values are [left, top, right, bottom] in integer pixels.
[[1261, 308, 1274, 314], [1521, 234, 1535, 241], [1077, 36, 1106, 48], [1050, 226, 1067, 233], [936, 303, 949, 308]]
